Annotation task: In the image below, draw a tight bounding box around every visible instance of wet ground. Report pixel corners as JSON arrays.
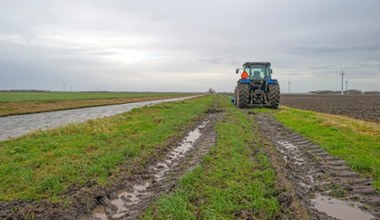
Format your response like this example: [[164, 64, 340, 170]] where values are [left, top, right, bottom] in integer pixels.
[[81, 113, 222, 220], [255, 113, 380, 220], [0, 107, 223, 219], [2, 99, 380, 219], [0, 96, 198, 141]]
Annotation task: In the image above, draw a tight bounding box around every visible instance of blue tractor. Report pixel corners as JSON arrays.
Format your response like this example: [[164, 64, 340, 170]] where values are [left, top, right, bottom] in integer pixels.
[[233, 62, 280, 108]]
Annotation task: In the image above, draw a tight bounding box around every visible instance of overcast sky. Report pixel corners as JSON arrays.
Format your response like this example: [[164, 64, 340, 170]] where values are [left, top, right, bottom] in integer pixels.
[[0, 0, 379, 92]]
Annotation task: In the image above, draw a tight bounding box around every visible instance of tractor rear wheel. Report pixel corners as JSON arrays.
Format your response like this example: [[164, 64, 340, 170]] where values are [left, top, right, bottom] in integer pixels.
[[268, 84, 280, 109], [237, 83, 250, 108]]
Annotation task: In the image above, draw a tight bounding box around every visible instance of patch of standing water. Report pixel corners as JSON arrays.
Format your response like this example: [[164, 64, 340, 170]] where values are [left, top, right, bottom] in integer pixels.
[[311, 194, 374, 220], [276, 140, 316, 190], [278, 141, 297, 150], [91, 206, 108, 220], [307, 169, 315, 185], [90, 119, 209, 219], [276, 140, 304, 166]]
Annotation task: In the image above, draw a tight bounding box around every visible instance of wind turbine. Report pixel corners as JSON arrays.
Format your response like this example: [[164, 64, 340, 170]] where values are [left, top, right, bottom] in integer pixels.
[[340, 68, 345, 95], [62, 82, 68, 92]]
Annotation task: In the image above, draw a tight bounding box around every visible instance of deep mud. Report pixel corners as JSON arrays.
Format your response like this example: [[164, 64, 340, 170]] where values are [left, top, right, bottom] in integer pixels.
[[255, 113, 380, 220], [281, 94, 380, 123], [0, 110, 222, 220]]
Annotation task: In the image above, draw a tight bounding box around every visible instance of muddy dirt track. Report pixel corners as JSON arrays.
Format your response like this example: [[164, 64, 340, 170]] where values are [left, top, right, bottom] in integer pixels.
[[85, 112, 223, 220], [281, 94, 380, 123], [0, 109, 223, 220], [255, 113, 380, 220], [1, 105, 380, 219]]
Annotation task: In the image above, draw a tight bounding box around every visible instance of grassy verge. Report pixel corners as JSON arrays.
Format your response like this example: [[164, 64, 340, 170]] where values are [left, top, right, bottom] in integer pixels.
[[0, 92, 195, 116], [0, 96, 212, 201], [0, 92, 193, 102], [274, 106, 380, 190], [143, 96, 280, 219]]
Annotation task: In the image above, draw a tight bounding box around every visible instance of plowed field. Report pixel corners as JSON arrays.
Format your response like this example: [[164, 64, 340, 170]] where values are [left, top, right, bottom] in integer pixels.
[[281, 94, 380, 123]]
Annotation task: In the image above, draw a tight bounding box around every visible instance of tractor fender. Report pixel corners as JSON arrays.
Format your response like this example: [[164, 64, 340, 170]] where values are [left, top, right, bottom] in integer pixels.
[[239, 79, 251, 84], [266, 79, 278, 85]]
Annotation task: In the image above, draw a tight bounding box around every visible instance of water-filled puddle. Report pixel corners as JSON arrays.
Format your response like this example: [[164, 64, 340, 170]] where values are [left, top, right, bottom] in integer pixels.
[[276, 140, 304, 166], [90, 119, 209, 219], [91, 206, 107, 220], [311, 194, 374, 220]]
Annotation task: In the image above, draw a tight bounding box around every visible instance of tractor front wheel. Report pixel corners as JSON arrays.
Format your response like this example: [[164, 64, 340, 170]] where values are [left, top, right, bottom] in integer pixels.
[[268, 84, 280, 109], [237, 83, 250, 108]]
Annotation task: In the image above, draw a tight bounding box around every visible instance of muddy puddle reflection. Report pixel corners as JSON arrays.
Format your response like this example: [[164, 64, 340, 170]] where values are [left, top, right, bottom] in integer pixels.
[[89, 119, 209, 219], [276, 140, 375, 220], [256, 115, 380, 220], [312, 194, 374, 220]]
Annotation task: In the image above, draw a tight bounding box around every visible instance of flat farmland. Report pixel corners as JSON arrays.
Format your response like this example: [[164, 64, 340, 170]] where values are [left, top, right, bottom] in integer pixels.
[[281, 94, 380, 123], [2, 95, 380, 219], [0, 92, 195, 116]]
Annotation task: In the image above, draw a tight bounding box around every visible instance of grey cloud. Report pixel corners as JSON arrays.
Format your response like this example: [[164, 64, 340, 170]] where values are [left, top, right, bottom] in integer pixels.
[[198, 59, 223, 65], [294, 43, 380, 54], [0, 0, 380, 92], [307, 65, 335, 70], [198, 59, 240, 66]]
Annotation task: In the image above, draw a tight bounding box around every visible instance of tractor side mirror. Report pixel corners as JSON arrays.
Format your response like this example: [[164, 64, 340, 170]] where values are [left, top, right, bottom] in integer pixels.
[[236, 68, 242, 74], [270, 69, 273, 74]]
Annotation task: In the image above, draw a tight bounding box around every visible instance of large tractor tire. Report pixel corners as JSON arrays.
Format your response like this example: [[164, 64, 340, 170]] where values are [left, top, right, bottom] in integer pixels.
[[237, 83, 250, 108], [268, 84, 280, 109]]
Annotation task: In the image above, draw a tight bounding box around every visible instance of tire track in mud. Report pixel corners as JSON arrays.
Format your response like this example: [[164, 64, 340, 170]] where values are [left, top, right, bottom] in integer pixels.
[[0, 109, 222, 220], [255, 114, 380, 220], [80, 112, 224, 220]]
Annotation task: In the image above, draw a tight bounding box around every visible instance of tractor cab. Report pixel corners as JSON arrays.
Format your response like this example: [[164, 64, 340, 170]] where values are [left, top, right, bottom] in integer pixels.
[[245, 65, 272, 80], [237, 62, 273, 80]]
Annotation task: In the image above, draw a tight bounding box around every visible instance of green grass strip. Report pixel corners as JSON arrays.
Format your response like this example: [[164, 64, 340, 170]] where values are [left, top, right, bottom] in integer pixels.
[[275, 107, 380, 190], [0, 92, 191, 102], [143, 96, 280, 219], [0, 96, 212, 201]]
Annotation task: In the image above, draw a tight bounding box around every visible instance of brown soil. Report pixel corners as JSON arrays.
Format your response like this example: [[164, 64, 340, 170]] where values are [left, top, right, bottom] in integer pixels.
[[255, 128, 310, 219], [281, 94, 380, 123], [0, 96, 185, 117], [0, 108, 223, 220], [253, 113, 380, 219]]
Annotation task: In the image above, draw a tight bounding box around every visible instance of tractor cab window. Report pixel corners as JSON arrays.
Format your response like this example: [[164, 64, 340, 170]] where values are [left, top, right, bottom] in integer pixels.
[[244, 66, 269, 80]]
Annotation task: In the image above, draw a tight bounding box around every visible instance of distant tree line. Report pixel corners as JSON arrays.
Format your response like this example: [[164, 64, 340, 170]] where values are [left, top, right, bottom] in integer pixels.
[[0, 89, 50, 92], [0, 90, 203, 94], [364, 91, 380, 95], [309, 90, 380, 95]]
